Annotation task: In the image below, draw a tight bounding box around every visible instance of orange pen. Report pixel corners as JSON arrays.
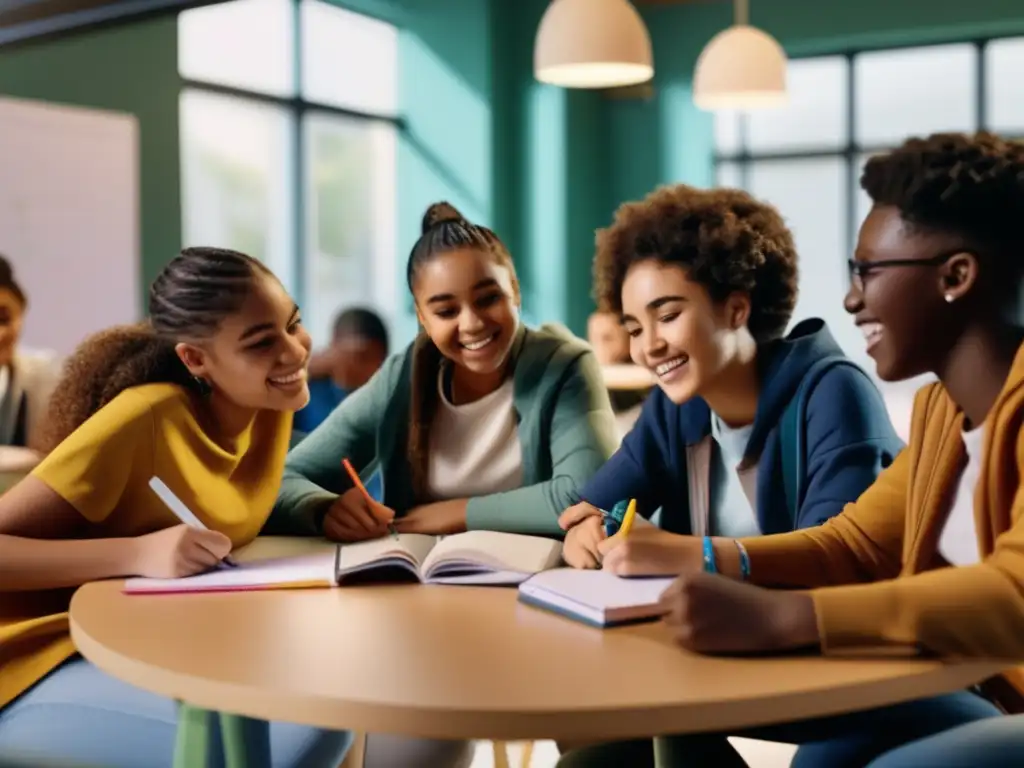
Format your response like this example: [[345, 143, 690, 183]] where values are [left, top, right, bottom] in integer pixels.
[[342, 458, 397, 539]]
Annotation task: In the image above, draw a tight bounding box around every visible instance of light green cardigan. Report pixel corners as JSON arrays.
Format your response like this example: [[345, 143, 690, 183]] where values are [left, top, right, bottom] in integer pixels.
[[270, 323, 619, 536]]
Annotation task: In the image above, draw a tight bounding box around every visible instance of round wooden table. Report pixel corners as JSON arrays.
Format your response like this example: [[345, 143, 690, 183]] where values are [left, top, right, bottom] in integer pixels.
[[70, 579, 1008, 744]]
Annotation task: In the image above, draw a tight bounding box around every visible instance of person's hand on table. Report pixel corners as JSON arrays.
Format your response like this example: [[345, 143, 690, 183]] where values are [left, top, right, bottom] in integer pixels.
[[563, 515, 607, 569], [323, 487, 395, 542], [658, 571, 820, 654], [131, 524, 233, 578], [598, 526, 701, 576], [394, 499, 467, 535], [558, 501, 607, 569]]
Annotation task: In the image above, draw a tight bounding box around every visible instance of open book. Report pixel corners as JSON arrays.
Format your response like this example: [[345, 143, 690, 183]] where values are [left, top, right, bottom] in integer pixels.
[[124, 531, 564, 594], [518, 568, 674, 627]]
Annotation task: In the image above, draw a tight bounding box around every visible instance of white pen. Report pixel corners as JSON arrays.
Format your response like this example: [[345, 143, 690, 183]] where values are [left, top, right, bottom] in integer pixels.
[[148, 476, 238, 568]]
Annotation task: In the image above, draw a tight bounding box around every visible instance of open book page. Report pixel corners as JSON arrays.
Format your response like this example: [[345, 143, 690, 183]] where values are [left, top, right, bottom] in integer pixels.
[[335, 533, 438, 581], [123, 550, 339, 595], [518, 568, 673, 627], [233, 536, 340, 563], [421, 531, 563, 584]]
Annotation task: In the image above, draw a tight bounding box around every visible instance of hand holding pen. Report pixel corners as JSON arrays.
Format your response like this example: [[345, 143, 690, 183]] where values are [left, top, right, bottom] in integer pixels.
[[559, 498, 638, 570], [142, 477, 236, 576], [321, 459, 399, 542]]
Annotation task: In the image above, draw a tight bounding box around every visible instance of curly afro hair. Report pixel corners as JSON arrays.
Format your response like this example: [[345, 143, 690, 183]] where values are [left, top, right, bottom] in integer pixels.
[[32, 323, 191, 454], [593, 184, 799, 343], [861, 132, 1024, 279]]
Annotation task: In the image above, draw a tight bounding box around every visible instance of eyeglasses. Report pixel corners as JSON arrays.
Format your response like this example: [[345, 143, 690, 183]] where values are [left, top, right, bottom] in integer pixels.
[[846, 250, 964, 292]]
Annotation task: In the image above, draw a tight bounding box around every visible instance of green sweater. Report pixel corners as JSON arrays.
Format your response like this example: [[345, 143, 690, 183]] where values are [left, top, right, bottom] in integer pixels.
[[271, 323, 619, 536]]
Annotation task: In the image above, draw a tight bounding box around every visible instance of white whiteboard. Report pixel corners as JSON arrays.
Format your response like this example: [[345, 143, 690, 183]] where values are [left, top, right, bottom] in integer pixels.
[[0, 96, 139, 356]]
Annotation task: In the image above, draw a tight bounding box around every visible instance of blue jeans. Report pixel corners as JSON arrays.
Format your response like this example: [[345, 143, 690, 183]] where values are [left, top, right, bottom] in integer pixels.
[[557, 690, 1001, 767], [866, 714, 1024, 767], [655, 690, 1002, 768], [0, 658, 352, 768]]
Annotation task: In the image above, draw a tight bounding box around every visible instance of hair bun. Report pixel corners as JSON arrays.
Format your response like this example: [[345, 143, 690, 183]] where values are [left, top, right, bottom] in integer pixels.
[[421, 202, 464, 234]]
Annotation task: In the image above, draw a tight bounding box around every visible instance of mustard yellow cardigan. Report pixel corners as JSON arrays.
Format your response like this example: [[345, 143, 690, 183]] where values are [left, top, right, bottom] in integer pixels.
[[743, 343, 1024, 705]]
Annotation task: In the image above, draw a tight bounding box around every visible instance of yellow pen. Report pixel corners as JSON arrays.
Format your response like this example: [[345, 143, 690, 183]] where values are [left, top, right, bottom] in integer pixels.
[[617, 498, 637, 538]]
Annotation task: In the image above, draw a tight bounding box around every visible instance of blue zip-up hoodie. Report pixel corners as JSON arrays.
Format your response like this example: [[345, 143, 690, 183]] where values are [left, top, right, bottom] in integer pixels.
[[580, 319, 904, 534]]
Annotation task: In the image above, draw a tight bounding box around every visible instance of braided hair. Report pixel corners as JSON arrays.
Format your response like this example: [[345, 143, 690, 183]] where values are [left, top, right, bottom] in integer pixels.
[[35, 247, 272, 453]]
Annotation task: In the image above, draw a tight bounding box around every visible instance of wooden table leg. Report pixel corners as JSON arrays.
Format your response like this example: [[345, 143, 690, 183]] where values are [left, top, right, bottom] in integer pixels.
[[520, 740, 534, 768], [492, 741, 511, 768], [338, 731, 366, 768], [220, 712, 272, 768], [174, 703, 217, 768]]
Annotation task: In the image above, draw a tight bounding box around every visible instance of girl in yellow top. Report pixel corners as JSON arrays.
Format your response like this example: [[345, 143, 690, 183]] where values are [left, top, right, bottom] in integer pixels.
[[0, 247, 352, 768], [567, 132, 1024, 767]]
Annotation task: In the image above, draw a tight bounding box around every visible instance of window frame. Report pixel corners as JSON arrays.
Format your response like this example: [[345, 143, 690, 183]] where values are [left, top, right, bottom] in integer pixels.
[[178, 0, 403, 314], [713, 36, 1024, 266]]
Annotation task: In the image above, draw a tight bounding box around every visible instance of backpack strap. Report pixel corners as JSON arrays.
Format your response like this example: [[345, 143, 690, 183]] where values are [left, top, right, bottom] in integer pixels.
[[779, 356, 875, 526]]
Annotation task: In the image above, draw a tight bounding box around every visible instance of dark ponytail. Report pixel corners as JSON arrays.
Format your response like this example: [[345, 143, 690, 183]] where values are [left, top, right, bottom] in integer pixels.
[[405, 202, 517, 499], [35, 247, 272, 453], [407, 332, 442, 497]]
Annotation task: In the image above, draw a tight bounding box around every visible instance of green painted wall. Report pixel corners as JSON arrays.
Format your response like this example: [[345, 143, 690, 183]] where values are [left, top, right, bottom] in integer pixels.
[[609, 0, 1024, 205], [6, 0, 1024, 344], [0, 17, 181, 311]]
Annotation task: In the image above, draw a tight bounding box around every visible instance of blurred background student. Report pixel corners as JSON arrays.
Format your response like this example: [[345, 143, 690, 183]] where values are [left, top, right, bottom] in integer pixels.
[[296, 306, 388, 500], [298, 306, 389, 434], [0, 255, 61, 483], [587, 309, 652, 439]]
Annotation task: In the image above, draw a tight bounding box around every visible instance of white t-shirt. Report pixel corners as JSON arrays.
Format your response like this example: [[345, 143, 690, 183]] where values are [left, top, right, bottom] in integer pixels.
[[709, 414, 762, 538], [425, 370, 524, 501], [937, 426, 985, 567]]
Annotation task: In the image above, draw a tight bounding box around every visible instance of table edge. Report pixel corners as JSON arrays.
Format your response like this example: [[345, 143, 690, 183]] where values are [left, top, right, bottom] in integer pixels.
[[68, 594, 1008, 740]]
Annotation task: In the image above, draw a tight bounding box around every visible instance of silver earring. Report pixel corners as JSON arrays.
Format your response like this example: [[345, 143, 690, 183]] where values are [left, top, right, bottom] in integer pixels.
[[945, 293, 955, 303], [192, 375, 212, 397]]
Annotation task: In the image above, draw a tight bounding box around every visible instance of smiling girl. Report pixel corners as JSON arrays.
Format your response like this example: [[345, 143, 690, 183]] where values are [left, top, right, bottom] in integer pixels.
[[272, 201, 618, 767], [600, 133, 1024, 767], [558, 185, 901, 570], [554, 184, 904, 767], [0, 247, 352, 767]]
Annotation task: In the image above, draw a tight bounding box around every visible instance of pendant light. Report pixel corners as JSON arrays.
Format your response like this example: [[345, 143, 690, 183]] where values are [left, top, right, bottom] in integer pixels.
[[693, 0, 787, 110], [534, 0, 654, 89]]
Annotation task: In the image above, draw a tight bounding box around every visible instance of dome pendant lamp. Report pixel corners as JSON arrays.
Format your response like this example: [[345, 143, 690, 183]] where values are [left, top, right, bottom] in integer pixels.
[[534, 0, 654, 89], [693, 0, 788, 110]]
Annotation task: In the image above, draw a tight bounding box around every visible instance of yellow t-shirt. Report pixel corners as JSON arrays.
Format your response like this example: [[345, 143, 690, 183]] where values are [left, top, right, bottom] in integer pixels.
[[0, 383, 292, 709]]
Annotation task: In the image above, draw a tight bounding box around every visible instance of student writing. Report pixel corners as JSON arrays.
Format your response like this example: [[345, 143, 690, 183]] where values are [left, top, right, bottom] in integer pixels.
[[0, 248, 352, 768], [272, 202, 619, 767], [555, 184, 903, 767], [601, 132, 1024, 768]]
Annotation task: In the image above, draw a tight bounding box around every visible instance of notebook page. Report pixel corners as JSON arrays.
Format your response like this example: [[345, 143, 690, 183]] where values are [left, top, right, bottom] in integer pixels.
[[336, 533, 437, 575], [123, 552, 338, 594], [422, 531, 562, 578], [520, 568, 673, 611]]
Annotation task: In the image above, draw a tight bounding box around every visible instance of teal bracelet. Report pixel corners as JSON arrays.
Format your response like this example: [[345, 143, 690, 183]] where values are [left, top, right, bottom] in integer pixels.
[[735, 540, 751, 581], [702, 536, 717, 573]]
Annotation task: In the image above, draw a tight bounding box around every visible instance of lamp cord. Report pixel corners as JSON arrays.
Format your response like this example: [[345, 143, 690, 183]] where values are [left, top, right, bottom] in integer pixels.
[[734, 0, 748, 25]]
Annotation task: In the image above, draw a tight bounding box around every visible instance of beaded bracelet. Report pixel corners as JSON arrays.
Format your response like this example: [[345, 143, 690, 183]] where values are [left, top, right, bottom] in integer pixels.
[[734, 540, 751, 581], [702, 536, 717, 574]]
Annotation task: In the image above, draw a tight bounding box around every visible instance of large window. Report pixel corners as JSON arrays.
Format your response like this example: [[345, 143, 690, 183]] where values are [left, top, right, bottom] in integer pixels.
[[178, 0, 398, 346], [714, 38, 1024, 436]]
